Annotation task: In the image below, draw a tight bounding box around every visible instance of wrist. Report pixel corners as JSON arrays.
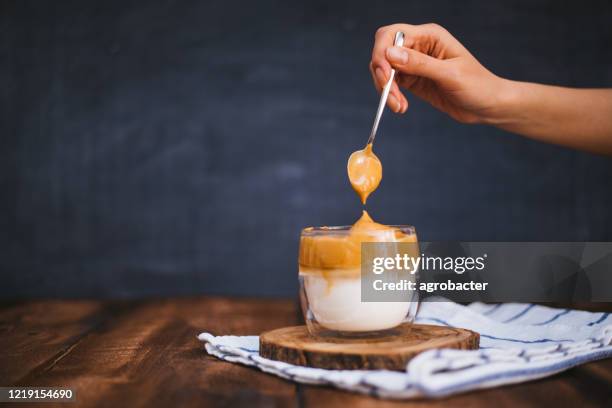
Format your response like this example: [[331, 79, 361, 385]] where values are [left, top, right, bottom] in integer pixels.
[[479, 78, 523, 127]]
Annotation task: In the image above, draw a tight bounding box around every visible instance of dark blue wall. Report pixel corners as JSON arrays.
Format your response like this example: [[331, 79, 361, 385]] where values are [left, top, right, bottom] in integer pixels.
[[2, 0, 612, 298]]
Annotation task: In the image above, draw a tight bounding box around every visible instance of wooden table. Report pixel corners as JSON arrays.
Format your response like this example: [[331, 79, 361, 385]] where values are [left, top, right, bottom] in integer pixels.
[[1, 297, 611, 407]]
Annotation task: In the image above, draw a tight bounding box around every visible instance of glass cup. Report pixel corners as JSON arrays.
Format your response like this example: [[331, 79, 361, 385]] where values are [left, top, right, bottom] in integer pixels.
[[298, 224, 420, 338]]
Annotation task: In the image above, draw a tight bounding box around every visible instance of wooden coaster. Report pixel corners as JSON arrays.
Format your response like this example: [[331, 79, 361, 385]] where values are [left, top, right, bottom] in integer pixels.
[[259, 324, 479, 371]]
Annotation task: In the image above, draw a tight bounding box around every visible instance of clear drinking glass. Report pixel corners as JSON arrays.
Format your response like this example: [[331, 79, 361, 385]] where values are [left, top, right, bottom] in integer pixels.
[[299, 225, 420, 338]]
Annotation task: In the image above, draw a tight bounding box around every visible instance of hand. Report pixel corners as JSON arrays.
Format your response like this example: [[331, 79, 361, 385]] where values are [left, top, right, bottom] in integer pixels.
[[370, 23, 612, 155], [370, 23, 508, 124]]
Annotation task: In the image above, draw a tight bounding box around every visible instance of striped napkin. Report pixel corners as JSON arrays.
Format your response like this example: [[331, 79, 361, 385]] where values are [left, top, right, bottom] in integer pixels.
[[198, 301, 612, 399]]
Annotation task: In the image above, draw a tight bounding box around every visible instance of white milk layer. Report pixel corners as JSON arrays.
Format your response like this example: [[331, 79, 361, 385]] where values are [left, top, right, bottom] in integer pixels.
[[302, 273, 413, 331]]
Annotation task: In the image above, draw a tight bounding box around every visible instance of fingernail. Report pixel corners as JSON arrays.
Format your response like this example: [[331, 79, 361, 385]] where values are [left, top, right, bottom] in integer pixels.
[[375, 67, 386, 86], [388, 94, 401, 112], [386, 46, 409, 64]]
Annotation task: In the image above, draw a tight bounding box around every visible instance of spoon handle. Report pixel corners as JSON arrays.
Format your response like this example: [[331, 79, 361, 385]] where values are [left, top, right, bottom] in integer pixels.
[[367, 31, 404, 146]]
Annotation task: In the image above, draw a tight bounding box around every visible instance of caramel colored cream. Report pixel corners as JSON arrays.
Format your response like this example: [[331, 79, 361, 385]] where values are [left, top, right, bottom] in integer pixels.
[[347, 143, 382, 204], [299, 211, 417, 278]]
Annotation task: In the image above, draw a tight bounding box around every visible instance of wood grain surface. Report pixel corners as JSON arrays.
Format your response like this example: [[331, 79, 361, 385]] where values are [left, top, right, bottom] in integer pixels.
[[260, 324, 479, 370], [0, 298, 610, 407]]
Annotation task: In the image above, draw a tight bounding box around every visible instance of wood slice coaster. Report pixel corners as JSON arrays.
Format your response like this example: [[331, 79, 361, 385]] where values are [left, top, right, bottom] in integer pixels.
[[259, 324, 479, 371]]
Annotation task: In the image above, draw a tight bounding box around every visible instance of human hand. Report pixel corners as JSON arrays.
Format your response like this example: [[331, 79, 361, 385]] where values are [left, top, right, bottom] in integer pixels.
[[370, 23, 509, 124]]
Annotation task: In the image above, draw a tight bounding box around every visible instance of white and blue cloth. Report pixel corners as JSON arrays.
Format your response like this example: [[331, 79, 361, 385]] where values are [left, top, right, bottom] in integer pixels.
[[198, 301, 612, 399]]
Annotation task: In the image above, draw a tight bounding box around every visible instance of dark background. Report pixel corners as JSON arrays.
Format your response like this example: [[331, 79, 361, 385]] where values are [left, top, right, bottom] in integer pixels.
[[2, 0, 612, 298]]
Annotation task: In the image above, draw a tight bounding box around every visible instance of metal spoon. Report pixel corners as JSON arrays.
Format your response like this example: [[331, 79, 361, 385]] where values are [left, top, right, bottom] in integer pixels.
[[366, 31, 405, 146]]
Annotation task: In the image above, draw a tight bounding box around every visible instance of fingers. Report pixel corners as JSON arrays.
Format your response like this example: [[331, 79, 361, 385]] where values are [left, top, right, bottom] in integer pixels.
[[371, 24, 446, 113], [369, 61, 409, 113], [371, 23, 462, 71], [385, 46, 450, 83], [371, 23, 430, 80], [390, 80, 409, 113], [371, 26, 404, 112], [371, 23, 465, 97], [369, 61, 383, 93]]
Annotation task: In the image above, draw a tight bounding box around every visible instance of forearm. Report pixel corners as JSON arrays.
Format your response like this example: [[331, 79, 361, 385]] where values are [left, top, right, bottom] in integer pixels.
[[486, 80, 612, 155]]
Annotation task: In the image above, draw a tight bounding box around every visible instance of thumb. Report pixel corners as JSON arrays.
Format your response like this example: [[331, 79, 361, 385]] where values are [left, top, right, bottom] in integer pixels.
[[386, 46, 449, 83]]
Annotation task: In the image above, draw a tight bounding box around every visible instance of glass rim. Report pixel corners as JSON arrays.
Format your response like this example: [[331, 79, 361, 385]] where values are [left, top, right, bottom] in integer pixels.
[[301, 225, 416, 236]]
